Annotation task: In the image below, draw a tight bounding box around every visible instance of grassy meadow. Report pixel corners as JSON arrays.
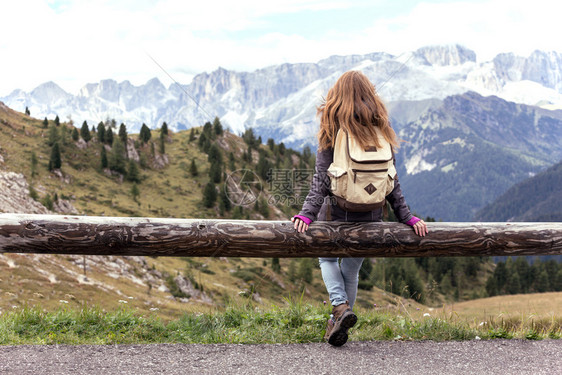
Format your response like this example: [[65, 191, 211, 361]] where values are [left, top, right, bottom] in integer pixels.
[[1, 292, 561, 345]]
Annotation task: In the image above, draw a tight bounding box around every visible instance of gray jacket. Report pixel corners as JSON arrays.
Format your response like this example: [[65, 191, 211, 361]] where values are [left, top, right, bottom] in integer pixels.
[[298, 147, 414, 223]]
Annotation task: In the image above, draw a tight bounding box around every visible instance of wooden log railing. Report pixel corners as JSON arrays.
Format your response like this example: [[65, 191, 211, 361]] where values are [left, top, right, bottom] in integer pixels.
[[0, 214, 561, 258]]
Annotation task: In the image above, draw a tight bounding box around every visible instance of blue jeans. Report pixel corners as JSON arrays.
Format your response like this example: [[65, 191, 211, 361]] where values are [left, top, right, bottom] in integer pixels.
[[319, 257, 364, 309], [319, 204, 380, 309]]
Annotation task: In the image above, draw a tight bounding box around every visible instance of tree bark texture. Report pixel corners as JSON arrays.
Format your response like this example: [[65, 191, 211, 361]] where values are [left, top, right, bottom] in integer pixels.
[[0, 214, 561, 258]]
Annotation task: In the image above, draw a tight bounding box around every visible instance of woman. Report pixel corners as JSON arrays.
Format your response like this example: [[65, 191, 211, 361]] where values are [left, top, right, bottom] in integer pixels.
[[291, 70, 428, 347]]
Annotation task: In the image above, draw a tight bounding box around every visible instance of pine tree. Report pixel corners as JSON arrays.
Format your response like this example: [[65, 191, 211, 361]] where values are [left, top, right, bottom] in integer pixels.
[[256, 152, 271, 181], [302, 145, 312, 165], [108, 138, 126, 174], [54, 115, 60, 126], [72, 127, 79, 141], [247, 145, 253, 163], [105, 127, 114, 145], [203, 182, 217, 208], [207, 144, 223, 164], [232, 206, 243, 219], [360, 259, 373, 281], [25, 106, 30, 116], [209, 161, 221, 183], [213, 117, 223, 136], [494, 262, 508, 293], [118, 123, 127, 144], [228, 152, 235, 170], [60, 125, 69, 146], [243, 128, 258, 147], [297, 258, 314, 283], [536, 270, 549, 292], [140, 123, 151, 143], [189, 128, 195, 142], [219, 183, 231, 212], [80, 121, 91, 142], [267, 138, 275, 151], [257, 196, 269, 218], [161, 122, 168, 136], [42, 117, 49, 128], [203, 121, 213, 139], [48, 142, 62, 171], [288, 260, 297, 282], [506, 272, 521, 294], [189, 158, 198, 176], [30, 151, 38, 177], [47, 124, 59, 146], [100, 146, 108, 169], [159, 136, 165, 154], [29, 185, 39, 200], [554, 269, 562, 292], [485, 275, 498, 297], [127, 160, 141, 182], [41, 194, 54, 210], [271, 258, 281, 273], [198, 132, 207, 149], [97, 122, 106, 143], [131, 183, 140, 202]]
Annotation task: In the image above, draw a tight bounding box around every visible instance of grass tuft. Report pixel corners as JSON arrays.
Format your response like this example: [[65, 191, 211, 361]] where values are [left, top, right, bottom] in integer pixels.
[[1, 301, 561, 345]]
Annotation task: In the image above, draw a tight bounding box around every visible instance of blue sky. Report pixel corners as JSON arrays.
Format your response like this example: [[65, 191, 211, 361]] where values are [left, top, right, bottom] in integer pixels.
[[1, 0, 560, 96]]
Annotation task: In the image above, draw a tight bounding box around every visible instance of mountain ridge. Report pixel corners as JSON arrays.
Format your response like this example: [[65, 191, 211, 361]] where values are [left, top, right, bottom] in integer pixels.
[[3, 45, 562, 149], [475, 161, 562, 222]]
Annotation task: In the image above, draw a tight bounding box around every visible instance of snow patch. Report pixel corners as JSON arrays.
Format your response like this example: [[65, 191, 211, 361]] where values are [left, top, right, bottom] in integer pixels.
[[221, 111, 248, 134], [405, 151, 436, 175], [441, 162, 458, 173], [442, 137, 467, 147]]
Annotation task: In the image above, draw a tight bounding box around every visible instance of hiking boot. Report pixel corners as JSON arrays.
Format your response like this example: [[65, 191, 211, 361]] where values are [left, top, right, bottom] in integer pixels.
[[323, 316, 335, 341], [326, 301, 357, 347]]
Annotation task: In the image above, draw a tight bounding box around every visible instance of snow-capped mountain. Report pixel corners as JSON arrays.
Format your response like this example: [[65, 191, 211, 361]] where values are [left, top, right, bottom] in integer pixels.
[[3, 44, 562, 220], [3, 45, 562, 149], [396, 91, 562, 220]]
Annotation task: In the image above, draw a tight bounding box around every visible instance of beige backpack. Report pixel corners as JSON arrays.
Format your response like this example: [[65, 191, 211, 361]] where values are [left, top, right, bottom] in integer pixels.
[[327, 127, 396, 212]]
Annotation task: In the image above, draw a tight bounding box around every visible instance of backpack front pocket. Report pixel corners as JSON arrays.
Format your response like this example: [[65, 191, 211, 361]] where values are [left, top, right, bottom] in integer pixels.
[[349, 168, 388, 204]]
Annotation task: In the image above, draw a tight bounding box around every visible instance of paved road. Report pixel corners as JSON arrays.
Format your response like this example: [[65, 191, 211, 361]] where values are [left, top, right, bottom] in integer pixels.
[[1, 340, 561, 374]]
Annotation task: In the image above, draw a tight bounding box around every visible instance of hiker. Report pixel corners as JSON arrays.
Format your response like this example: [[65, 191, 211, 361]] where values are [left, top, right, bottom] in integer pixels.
[[291, 70, 428, 347]]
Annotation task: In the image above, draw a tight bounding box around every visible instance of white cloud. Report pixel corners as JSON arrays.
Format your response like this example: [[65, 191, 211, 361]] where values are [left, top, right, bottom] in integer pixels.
[[360, 0, 562, 60], [0, 0, 561, 96]]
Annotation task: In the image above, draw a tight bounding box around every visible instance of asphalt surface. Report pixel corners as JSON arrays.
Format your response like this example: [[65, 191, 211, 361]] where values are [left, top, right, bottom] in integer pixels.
[[1, 340, 561, 375]]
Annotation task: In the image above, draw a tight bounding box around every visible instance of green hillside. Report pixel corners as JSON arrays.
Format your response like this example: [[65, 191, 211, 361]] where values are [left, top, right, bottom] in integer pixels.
[[0, 103, 426, 317], [0, 102, 502, 318], [475, 160, 562, 222]]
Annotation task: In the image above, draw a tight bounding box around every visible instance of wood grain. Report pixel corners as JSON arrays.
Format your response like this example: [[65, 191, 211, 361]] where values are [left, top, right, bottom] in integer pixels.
[[1, 214, 561, 258]]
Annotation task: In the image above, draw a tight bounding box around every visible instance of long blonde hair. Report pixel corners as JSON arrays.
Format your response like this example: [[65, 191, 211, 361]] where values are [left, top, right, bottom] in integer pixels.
[[317, 70, 399, 151]]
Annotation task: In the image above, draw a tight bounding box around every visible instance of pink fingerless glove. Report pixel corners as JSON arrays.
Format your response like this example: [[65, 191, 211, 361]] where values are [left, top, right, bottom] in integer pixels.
[[293, 215, 312, 225], [405, 216, 421, 226]]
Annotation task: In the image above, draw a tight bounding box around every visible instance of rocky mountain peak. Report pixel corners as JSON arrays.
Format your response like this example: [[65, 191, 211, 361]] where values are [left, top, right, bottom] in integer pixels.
[[30, 81, 71, 103], [414, 44, 476, 66]]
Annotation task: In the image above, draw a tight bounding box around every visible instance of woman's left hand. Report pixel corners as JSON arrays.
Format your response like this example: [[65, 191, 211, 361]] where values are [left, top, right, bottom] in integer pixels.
[[291, 216, 309, 233], [413, 219, 428, 237]]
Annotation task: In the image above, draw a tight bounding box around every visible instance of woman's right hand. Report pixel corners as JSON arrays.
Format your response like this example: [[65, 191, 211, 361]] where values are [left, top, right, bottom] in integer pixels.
[[291, 216, 309, 233], [412, 219, 428, 237]]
